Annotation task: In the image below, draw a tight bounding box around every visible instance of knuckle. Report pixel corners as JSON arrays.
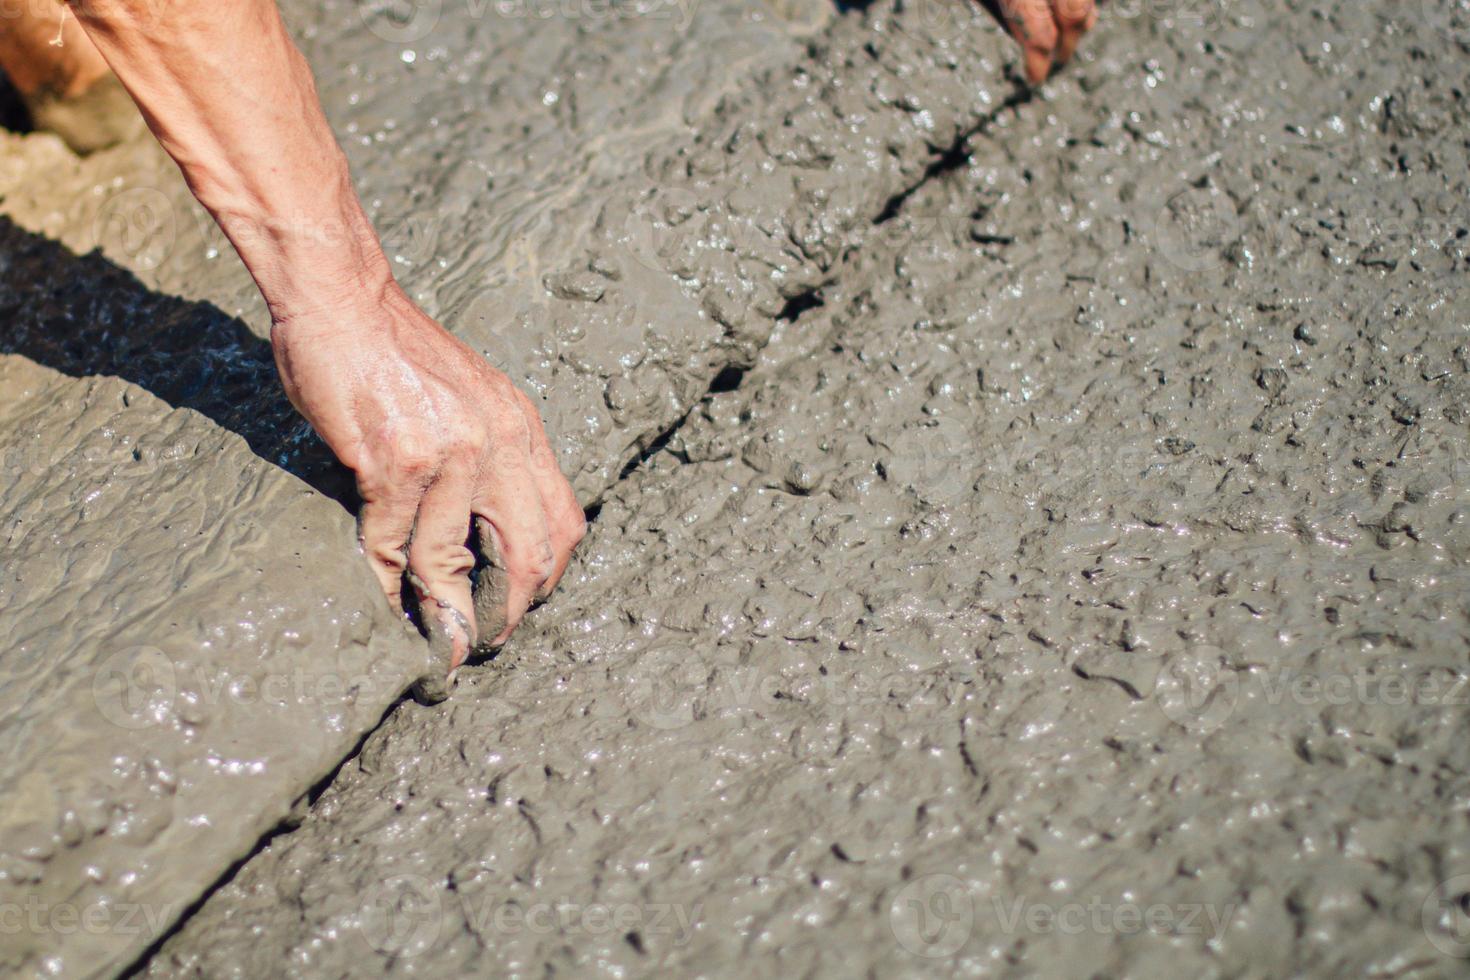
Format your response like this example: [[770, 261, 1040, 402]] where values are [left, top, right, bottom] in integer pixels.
[[410, 541, 475, 579], [492, 408, 534, 451], [1007, 0, 1044, 22], [445, 424, 489, 461], [563, 510, 589, 547], [394, 444, 439, 478], [1054, 0, 1091, 27], [367, 542, 408, 573], [355, 473, 395, 502], [364, 415, 436, 477], [508, 540, 556, 584]]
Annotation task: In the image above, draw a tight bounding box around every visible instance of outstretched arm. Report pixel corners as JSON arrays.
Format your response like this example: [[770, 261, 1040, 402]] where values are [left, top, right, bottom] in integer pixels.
[[66, 0, 586, 669]]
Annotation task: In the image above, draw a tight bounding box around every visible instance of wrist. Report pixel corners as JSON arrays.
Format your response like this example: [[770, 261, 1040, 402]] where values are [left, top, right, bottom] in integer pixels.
[[219, 190, 396, 327], [254, 235, 396, 329], [181, 132, 393, 326]]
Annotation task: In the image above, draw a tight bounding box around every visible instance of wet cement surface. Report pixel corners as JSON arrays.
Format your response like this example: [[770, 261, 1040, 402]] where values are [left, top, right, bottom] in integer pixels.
[[2, 0, 1031, 975], [3, 1, 844, 975], [0, 356, 429, 978], [3, 0, 1469, 976], [128, 0, 1470, 976]]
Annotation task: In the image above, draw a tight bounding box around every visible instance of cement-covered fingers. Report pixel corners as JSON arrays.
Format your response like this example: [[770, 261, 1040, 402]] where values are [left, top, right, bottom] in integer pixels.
[[270, 284, 584, 675], [992, 0, 1098, 83]]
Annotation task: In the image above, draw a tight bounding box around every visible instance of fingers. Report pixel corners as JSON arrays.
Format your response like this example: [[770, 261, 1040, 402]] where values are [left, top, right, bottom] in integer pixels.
[[1053, 0, 1096, 67], [358, 485, 422, 614], [999, 0, 1059, 84], [514, 391, 586, 599], [470, 516, 512, 651], [997, 0, 1096, 84], [407, 462, 478, 670], [469, 395, 584, 650], [473, 439, 555, 648], [354, 380, 584, 673]]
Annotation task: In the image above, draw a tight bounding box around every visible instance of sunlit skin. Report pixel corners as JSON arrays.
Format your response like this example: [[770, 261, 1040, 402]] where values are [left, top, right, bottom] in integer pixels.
[[0, 1, 109, 97], [994, 0, 1099, 84], [0, 0, 1096, 674]]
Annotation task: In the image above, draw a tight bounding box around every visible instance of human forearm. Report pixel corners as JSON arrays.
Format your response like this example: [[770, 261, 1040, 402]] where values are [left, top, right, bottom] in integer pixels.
[[67, 0, 389, 322], [67, 0, 585, 670]]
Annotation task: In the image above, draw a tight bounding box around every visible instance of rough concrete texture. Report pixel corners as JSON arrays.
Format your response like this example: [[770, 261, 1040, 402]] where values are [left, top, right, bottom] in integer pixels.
[[134, 0, 1470, 977], [1, 0, 1038, 975], [0, 2, 849, 975], [0, 356, 430, 979]]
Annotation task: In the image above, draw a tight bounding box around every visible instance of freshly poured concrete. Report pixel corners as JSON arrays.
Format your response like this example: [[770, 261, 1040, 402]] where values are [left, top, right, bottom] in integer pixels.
[[3, 0, 1469, 976], [1, 0, 1027, 976], [0, 356, 430, 978], [137, 0, 1470, 976]]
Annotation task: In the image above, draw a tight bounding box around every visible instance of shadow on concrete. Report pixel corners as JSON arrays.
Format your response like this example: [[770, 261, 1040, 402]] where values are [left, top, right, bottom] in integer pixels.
[[0, 216, 352, 501], [0, 70, 31, 135]]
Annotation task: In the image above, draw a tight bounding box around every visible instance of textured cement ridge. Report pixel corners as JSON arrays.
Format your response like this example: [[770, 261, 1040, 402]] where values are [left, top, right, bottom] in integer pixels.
[[0, 356, 430, 979], [139, 0, 1470, 976]]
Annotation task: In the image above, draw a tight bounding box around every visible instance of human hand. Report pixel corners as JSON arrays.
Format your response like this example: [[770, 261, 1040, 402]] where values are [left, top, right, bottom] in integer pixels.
[[270, 283, 586, 671], [62, 0, 585, 676], [990, 0, 1098, 84]]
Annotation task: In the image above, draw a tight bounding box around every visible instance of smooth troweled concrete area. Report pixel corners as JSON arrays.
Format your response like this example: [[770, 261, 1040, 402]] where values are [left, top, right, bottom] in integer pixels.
[[0, 356, 428, 978]]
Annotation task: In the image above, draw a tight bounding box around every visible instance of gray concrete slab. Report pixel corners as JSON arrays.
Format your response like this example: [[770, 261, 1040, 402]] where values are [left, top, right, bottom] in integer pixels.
[[0, 1, 1038, 977], [0, 356, 429, 979], [140, 0, 1470, 975]]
